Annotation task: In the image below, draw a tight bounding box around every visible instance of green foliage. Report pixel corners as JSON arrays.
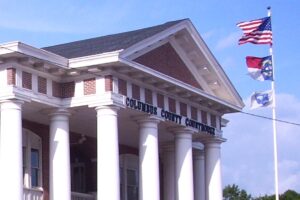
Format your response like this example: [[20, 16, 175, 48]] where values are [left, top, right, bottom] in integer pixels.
[[281, 190, 300, 200], [223, 184, 300, 200], [255, 190, 300, 200], [223, 184, 252, 200]]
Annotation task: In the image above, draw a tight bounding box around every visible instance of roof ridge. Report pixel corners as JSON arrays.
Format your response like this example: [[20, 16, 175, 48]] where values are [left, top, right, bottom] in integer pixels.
[[42, 18, 189, 58], [43, 19, 188, 49]]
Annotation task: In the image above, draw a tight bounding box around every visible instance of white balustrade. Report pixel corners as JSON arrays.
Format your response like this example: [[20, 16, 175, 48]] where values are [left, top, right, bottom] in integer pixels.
[[23, 187, 43, 200], [71, 192, 96, 200]]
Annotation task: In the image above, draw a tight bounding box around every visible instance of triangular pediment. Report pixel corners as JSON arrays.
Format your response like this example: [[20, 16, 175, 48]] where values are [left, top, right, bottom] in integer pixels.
[[134, 42, 203, 90], [120, 19, 244, 109]]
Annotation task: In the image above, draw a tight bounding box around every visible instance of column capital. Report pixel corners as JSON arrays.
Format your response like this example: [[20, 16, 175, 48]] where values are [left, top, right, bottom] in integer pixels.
[[95, 104, 121, 111], [133, 114, 162, 125], [169, 126, 194, 135], [202, 137, 226, 147], [48, 108, 72, 117], [0, 99, 24, 109], [160, 142, 175, 153]]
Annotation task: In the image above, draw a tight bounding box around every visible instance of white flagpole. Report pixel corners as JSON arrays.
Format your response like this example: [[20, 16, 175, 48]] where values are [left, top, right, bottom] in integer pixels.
[[268, 6, 280, 200]]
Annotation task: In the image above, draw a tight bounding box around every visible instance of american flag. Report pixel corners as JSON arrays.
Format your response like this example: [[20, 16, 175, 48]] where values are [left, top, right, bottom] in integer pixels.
[[237, 17, 272, 45]]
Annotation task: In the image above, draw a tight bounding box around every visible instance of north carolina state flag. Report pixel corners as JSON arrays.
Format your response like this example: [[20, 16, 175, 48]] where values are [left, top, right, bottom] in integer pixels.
[[246, 55, 273, 81]]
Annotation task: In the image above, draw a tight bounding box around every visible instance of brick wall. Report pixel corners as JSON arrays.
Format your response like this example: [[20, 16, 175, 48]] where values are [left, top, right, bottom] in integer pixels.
[[118, 79, 127, 96], [22, 71, 32, 90], [105, 75, 113, 92], [201, 111, 207, 124], [61, 82, 75, 98], [157, 93, 164, 108], [134, 43, 202, 89], [38, 76, 47, 94], [132, 84, 140, 100], [52, 81, 75, 98], [210, 114, 216, 128], [168, 97, 176, 113], [84, 78, 96, 95], [191, 106, 197, 120], [7, 68, 16, 85], [145, 88, 152, 104], [180, 102, 187, 117]]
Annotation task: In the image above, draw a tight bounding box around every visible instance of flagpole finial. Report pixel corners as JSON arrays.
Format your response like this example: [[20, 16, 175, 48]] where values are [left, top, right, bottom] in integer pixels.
[[267, 6, 271, 10]]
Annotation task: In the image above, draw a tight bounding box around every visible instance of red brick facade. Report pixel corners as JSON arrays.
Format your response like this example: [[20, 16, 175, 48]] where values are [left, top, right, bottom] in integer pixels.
[[168, 97, 176, 113], [132, 84, 140, 100], [210, 114, 216, 128], [180, 102, 187, 117], [38, 76, 47, 94], [22, 71, 32, 90], [201, 111, 207, 124], [105, 75, 113, 92], [7, 68, 16, 85], [52, 81, 61, 98], [134, 43, 202, 90], [145, 88, 152, 104], [84, 78, 96, 95], [157, 93, 164, 109], [118, 79, 127, 96], [52, 81, 75, 98], [191, 106, 197, 120]]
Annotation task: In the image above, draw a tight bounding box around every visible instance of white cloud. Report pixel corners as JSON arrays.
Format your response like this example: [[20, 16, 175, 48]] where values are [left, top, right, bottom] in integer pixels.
[[215, 31, 241, 50], [222, 93, 300, 197], [202, 29, 216, 40]]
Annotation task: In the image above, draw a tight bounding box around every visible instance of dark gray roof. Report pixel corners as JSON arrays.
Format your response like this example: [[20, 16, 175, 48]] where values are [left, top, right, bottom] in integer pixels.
[[43, 19, 187, 59]]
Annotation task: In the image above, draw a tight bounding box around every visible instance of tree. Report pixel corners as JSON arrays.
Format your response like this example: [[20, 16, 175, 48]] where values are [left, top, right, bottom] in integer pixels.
[[223, 184, 252, 200], [255, 190, 300, 200]]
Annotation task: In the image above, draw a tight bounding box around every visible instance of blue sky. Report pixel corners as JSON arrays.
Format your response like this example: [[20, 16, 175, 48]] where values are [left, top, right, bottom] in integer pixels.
[[1, 0, 299, 196]]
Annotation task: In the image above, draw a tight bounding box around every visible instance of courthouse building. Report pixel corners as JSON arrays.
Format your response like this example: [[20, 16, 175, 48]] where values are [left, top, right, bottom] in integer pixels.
[[0, 19, 244, 200]]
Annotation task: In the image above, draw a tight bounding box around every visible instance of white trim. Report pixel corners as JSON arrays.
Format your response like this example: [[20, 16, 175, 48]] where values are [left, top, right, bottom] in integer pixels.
[[185, 21, 244, 107], [119, 19, 244, 109], [0, 41, 68, 68], [127, 81, 132, 98], [119, 58, 242, 112], [22, 128, 43, 189], [127, 39, 169, 60], [140, 87, 145, 102], [74, 80, 84, 97], [187, 105, 191, 119], [32, 74, 38, 93], [120, 21, 187, 58], [69, 50, 122, 68], [175, 100, 180, 115], [96, 76, 105, 94], [169, 37, 213, 95]]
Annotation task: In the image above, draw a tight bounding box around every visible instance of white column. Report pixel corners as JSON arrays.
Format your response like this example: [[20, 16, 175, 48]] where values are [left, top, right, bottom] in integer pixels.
[[49, 109, 71, 200], [162, 144, 175, 200], [204, 139, 224, 200], [193, 149, 205, 200], [136, 116, 160, 200], [96, 105, 120, 200], [174, 129, 194, 200], [0, 100, 23, 200]]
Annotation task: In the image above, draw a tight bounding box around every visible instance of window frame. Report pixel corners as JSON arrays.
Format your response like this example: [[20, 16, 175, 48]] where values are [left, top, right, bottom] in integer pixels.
[[119, 154, 139, 200], [22, 129, 43, 189]]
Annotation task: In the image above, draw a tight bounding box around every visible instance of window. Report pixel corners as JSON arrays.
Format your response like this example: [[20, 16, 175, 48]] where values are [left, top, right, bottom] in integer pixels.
[[22, 129, 42, 188], [120, 154, 139, 200], [71, 159, 86, 193]]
